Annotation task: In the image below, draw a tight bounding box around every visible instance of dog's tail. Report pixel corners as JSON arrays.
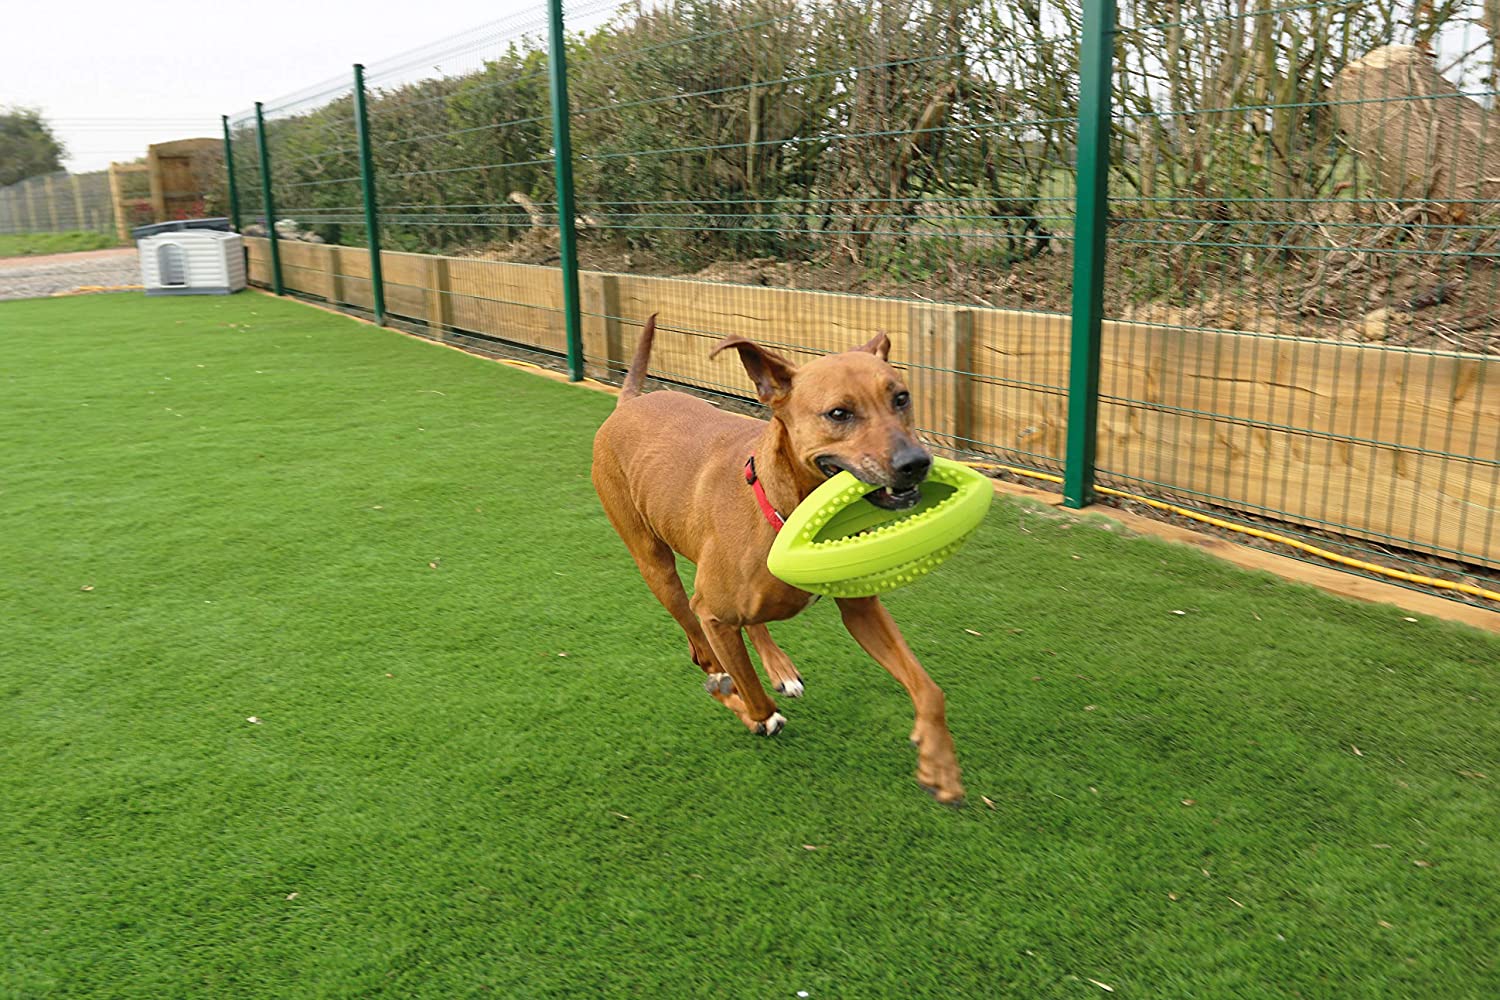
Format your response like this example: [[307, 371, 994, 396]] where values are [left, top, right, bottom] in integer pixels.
[[616, 313, 657, 406]]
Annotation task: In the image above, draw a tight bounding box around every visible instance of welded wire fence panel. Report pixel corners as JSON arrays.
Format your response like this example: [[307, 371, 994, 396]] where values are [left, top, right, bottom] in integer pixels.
[[224, 0, 1496, 604], [345, 8, 591, 347], [359, 11, 567, 345], [558, 0, 1080, 469], [0, 170, 118, 235], [228, 0, 1080, 469], [1105, 0, 1498, 597], [226, 10, 590, 356], [253, 76, 366, 310]]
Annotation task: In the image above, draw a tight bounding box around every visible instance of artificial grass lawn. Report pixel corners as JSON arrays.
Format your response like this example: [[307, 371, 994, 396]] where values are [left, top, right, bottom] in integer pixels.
[[2, 292, 1497, 998], [0, 230, 120, 258]]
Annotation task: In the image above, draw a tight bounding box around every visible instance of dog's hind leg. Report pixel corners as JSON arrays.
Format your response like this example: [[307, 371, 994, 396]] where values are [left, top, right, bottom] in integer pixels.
[[626, 538, 720, 676], [595, 491, 719, 675], [746, 624, 803, 698]]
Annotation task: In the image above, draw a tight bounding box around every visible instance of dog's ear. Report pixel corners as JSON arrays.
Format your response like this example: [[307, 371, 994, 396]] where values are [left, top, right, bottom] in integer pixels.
[[710, 337, 797, 405], [855, 331, 892, 361]]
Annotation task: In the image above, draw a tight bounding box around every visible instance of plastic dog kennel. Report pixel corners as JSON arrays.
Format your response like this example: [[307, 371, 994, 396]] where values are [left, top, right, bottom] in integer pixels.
[[138, 230, 246, 296]]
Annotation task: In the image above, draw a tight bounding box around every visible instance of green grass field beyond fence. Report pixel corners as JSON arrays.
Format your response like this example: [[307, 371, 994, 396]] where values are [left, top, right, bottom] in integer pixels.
[[0, 231, 121, 258], [2, 293, 1497, 998]]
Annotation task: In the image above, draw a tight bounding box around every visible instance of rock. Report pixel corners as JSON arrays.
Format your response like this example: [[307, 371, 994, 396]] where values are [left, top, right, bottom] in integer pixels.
[[1354, 307, 1413, 341]]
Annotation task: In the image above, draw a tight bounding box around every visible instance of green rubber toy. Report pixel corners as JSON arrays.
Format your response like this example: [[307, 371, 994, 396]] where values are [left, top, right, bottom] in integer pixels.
[[767, 457, 993, 597]]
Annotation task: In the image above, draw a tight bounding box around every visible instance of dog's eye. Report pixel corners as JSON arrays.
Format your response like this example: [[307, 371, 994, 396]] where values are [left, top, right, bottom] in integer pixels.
[[825, 407, 855, 423], [893, 391, 910, 410]]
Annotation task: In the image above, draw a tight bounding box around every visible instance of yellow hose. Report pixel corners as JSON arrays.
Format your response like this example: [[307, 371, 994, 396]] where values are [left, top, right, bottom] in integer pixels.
[[963, 461, 1500, 603]]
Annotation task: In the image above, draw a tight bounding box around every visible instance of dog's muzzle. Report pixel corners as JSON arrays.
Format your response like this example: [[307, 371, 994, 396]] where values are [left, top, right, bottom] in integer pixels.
[[816, 450, 931, 511]]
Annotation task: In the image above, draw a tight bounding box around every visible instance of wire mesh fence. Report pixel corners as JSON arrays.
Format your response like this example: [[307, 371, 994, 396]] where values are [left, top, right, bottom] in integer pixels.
[[363, 11, 564, 348], [223, 0, 1498, 607], [0, 170, 119, 236], [1102, 0, 1499, 598]]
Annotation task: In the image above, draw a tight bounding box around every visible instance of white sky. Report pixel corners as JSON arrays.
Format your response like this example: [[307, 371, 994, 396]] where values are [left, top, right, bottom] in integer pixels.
[[0, 0, 559, 174]]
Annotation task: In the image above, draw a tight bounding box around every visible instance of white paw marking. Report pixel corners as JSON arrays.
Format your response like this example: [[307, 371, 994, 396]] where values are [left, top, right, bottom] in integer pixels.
[[777, 679, 804, 698], [758, 712, 787, 736], [704, 672, 733, 696]]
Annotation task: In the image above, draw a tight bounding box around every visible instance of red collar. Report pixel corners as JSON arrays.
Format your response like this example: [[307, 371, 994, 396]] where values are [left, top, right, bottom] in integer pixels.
[[743, 456, 785, 533]]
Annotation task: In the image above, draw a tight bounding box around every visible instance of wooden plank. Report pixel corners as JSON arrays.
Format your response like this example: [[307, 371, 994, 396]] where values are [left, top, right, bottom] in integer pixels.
[[607, 271, 909, 398], [278, 241, 331, 300], [147, 139, 217, 221], [1093, 320, 1499, 567], [443, 257, 563, 350], [326, 245, 344, 305], [907, 304, 975, 454], [245, 236, 271, 286], [107, 164, 129, 242], [963, 309, 1498, 568], [426, 257, 452, 340], [147, 145, 165, 222], [339, 247, 371, 281], [967, 308, 1071, 466], [378, 250, 431, 324], [580, 272, 620, 380], [338, 246, 374, 313]]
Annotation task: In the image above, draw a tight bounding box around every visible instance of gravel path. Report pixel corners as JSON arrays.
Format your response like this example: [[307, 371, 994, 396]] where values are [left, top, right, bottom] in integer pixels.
[[0, 248, 142, 302]]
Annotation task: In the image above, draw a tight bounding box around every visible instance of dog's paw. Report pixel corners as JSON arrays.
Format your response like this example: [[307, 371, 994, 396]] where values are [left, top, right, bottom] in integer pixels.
[[920, 780, 965, 806], [755, 712, 787, 736], [704, 672, 734, 696], [775, 678, 804, 698], [910, 720, 964, 804]]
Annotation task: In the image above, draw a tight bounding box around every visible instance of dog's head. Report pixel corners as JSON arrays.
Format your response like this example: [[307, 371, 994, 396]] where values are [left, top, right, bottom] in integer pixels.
[[710, 332, 931, 510]]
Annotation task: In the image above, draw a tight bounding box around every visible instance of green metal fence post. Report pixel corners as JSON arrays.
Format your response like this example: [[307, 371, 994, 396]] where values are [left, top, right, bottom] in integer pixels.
[[221, 115, 242, 233], [547, 0, 585, 382], [1063, 0, 1116, 509], [253, 102, 285, 296], [352, 64, 387, 327]]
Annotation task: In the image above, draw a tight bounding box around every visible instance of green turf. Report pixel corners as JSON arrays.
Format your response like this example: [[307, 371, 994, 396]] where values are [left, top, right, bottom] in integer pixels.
[[0, 230, 121, 258], [2, 292, 1497, 998]]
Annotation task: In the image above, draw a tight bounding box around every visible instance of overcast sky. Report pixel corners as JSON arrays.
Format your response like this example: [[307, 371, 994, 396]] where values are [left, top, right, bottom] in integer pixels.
[[0, 0, 576, 174]]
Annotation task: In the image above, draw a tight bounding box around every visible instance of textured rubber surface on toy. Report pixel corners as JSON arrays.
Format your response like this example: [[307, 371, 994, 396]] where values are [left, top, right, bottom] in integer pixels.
[[767, 457, 992, 597]]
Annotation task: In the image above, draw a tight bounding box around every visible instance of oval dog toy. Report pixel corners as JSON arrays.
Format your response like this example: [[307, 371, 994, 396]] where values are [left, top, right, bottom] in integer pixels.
[[767, 457, 992, 597]]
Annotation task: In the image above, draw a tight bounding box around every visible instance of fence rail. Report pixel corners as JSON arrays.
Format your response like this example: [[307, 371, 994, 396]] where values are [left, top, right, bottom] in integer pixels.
[[224, 0, 1500, 606]]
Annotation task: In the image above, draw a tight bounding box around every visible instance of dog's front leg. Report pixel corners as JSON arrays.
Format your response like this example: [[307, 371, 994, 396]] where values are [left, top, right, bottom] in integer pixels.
[[836, 596, 964, 803], [746, 623, 804, 697]]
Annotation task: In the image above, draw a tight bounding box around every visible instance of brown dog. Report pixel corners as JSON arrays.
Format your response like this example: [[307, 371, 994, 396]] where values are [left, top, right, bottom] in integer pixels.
[[591, 315, 964, 803]]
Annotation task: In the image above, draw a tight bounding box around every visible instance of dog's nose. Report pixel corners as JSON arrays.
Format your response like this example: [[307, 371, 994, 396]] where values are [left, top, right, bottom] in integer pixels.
[[892, 448, 932, 488]]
